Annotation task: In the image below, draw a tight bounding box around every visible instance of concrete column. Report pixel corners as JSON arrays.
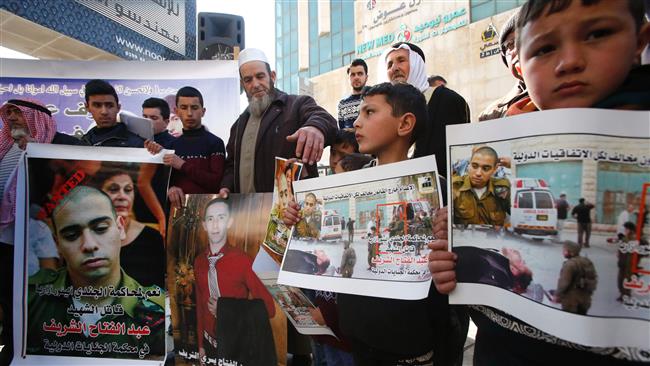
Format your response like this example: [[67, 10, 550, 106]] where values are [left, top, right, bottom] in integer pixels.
[[298, 1, 309, 71], [318, 0, 331, 36]]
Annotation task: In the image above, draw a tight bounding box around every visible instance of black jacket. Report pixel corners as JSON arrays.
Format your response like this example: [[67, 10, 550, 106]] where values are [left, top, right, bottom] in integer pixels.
[[81, 123, 145, 147], [414, 86, 470, 177], [221, 90, 337, 193]]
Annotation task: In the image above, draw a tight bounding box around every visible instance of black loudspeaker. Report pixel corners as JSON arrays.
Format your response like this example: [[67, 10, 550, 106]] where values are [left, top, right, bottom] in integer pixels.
[[197, 12, 245, 60]]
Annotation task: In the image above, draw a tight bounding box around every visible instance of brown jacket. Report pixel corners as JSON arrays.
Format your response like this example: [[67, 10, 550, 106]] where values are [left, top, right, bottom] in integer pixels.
[[478, 82, 528, 121], [221, 91, 337, 193]]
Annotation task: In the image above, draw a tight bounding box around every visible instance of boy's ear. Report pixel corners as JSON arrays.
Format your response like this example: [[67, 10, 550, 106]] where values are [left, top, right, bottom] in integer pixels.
[[636, 22, 650, 62], [397, 112, 416, 139]]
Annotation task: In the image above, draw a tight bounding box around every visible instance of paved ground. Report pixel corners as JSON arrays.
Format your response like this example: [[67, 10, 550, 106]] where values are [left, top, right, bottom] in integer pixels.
[[453, 227, 649, 318]]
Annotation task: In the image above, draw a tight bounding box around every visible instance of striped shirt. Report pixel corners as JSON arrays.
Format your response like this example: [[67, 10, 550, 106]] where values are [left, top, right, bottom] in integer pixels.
[[0, 143, 22, 201]]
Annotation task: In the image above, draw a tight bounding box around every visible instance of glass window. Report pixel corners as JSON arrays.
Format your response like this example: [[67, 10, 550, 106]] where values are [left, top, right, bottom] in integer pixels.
[[291, 74, 299, 94], [496, 0, 521, 13], [535, 192, 554, 209], [276, 61, 283, 78], [518, 192, 533, 209], [291, 52, 298, 73], [309, 1, 318, 40], [283, 38, 290, 54], [342, 0, 354, 28], [320, 61, 331, 74], [343, 53, 351, 66], [332, 32, 342, 58], [319, 36, 331, 61], [471, 0, 521, 22], [276, 2, 282, 18], [283, 7, 290, 31], [333, 216, 340, 226], [310, 42, 319, 66], [290, 1, 298, 31], [332, 54, 342, 69], [342, 28, 355, 53], [331, 0, 342, 34], [284, 57, 291, 77], [290, 31, 298, 53]]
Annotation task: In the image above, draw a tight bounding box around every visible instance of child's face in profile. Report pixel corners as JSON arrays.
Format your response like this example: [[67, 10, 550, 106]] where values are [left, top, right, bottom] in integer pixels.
[[519, 0, 648, 110], [354, 94, 400, 155]]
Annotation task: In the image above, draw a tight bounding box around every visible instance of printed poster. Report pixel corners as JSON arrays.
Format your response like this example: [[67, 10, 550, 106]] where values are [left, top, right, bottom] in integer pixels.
[[258, 272, 336, 337], [263, 158, 303, 257], [278, 156, 442, 300], [446, 109, 650, 348], [13, 144, 171, 364], [167, 194, 287, 366]]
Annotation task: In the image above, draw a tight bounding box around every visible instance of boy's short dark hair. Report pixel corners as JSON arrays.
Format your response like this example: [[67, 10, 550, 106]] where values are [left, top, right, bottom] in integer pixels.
[[176, 86, 204, 107], [427, 75, 447, 85], [339, 153, 373, 172], [362, 82, 427, 144], [347, 58, 368, 74], [84, 79, 118, 104], [334, 128, 359, 153], [516, 0, 646, 47], [142, 97, 170, 120], [623, 221, 636, 231]]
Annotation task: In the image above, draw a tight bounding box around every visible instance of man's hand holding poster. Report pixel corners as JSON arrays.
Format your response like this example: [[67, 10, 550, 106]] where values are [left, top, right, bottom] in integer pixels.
[[278, 155, 442, 300], [14, 144, 170, 363], [446, 109, 650, 348]]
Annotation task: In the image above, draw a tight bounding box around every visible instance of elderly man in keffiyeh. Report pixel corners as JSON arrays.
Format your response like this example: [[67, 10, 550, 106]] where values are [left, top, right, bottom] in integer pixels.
[[0, 98, 78, 241]]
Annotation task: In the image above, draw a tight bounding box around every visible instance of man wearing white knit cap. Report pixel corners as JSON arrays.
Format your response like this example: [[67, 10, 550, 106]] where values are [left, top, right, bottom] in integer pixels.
[[219, 48, 337, 195], [383, 42, 470, 177]]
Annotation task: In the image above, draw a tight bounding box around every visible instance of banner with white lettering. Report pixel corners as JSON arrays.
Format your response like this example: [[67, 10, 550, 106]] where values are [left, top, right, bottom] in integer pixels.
[[0, 59, 240, 143]]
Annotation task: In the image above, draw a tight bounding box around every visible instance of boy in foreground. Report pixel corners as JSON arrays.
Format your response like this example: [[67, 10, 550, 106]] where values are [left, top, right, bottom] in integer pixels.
[[429, 1, 650, 364], [286, 82, 467, 366]]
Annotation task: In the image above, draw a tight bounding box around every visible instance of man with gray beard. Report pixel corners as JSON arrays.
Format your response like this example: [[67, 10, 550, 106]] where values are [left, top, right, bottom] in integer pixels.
[[219, 48, 337, 195]]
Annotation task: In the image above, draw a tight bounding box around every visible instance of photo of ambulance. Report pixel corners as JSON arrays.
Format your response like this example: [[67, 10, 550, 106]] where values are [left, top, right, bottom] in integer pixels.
[[320, 209, 343, 241], [509, 178, 558, 239]]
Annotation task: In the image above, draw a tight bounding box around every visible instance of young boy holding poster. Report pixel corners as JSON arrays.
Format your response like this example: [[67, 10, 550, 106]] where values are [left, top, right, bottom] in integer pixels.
[[509, 0, 649, 113], [285, 82, 467, 365], [429, 0, 650, 365]]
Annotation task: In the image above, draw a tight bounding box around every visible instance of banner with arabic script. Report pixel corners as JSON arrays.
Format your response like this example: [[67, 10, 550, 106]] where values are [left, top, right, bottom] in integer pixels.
[[277, 155, 442, 300], [446, 109, 650, 348], [14, 144, 170, 364], [0, 59, 240, 143]]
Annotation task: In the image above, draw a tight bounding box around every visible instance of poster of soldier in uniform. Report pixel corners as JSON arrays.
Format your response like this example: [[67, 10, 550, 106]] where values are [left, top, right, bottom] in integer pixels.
[[167, 193, 287, 366], [446, 109, 650, 348], [263, 158, 303, 257], [13, 144, 170, 363], [278, 156, 442, 300]]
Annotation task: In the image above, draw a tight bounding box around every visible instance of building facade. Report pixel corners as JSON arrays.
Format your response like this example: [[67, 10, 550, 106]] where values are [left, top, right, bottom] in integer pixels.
[[1, 0, 196, 61], [275, 0, 525, 121]]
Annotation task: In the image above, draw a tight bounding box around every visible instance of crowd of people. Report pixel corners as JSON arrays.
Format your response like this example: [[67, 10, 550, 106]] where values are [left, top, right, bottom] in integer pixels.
[[1, 0, 649, 365]]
